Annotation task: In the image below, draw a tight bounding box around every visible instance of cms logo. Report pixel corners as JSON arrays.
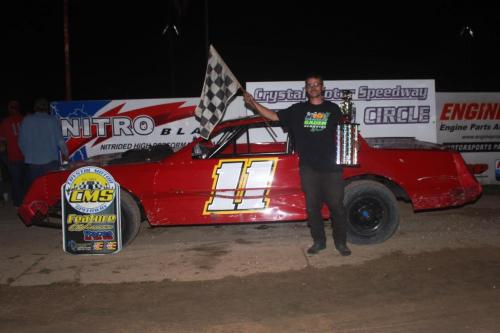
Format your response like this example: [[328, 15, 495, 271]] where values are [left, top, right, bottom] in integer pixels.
[[69, 189, 114, 203]]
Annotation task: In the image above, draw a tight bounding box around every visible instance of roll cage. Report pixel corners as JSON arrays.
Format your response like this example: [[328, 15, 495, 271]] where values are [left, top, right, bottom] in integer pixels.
[[192, 121, 293, 159]]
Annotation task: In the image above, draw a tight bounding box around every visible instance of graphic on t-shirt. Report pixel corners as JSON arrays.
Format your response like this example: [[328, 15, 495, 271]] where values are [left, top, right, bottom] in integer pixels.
[[303, 112, 330, 132]]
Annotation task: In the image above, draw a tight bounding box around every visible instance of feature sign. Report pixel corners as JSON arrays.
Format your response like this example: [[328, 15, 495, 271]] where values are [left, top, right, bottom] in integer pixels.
[[62, 166, 122, 254]]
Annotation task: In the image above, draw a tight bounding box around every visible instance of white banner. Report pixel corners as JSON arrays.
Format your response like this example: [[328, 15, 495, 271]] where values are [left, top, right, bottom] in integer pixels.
[[436, 92, 500, 184], [246, 79, 437, 143]]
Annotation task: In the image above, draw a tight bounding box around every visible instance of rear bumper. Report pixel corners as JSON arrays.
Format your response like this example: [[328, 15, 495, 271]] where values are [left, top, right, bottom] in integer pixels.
[[463, 183, 483, 202], [413, 183, 482, 211]]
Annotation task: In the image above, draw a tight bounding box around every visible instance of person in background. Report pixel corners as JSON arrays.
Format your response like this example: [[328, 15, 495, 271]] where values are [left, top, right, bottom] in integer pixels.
[[19, 98, 68, 190], [0, 140, 9, 205], [0, 100, 25, 206], [243, 74, 351, 256]]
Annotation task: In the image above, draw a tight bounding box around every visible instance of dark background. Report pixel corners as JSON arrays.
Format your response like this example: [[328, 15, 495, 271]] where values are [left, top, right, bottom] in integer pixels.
[[2, 0, 499, 115]]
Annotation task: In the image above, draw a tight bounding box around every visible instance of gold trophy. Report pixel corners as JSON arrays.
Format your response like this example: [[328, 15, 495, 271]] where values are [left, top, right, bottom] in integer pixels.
[[336, 90, 360, 166]]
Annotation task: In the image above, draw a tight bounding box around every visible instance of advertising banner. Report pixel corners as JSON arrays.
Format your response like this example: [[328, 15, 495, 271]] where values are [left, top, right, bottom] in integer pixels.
[[62, 166, 122, 255], [52, 98, 198, 161], [52, 98, 247, 162], [245, 80, 437, 143], [436, 92, 500, 184]]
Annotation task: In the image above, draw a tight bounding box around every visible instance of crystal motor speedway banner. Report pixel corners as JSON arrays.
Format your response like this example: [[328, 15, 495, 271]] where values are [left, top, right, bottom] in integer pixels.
[[52, 98, 247, 162], [246, 80, 436, 143], [62, 166, 121, 255], [436, 92, 500, 185]]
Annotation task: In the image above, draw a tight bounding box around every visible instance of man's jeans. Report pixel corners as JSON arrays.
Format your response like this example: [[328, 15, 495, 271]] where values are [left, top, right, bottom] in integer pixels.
[[299, 165, 347, 248], [7, 160, 26, 206]]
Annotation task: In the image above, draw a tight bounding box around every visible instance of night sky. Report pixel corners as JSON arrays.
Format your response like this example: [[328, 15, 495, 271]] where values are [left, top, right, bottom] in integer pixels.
[[2, 0, 499, 115]]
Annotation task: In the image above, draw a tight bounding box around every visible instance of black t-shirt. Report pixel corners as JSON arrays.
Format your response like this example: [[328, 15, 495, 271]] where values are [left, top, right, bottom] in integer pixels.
[[278, 100, 342, 172]]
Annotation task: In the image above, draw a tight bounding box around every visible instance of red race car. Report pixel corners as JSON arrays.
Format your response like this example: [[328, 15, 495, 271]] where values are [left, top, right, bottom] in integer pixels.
[[19, 116, 482, 246]]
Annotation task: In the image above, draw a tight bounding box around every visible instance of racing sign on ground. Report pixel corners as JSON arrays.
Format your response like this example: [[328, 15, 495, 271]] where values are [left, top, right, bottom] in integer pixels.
[[62, 166, 122, 255]]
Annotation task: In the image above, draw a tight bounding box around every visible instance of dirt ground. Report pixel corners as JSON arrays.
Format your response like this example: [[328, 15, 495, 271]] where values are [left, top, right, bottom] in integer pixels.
[[1, 186, 499, 333]]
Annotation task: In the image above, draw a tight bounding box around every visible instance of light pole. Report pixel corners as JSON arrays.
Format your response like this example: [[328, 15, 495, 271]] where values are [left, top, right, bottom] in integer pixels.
[[63, 0, 72, 100]]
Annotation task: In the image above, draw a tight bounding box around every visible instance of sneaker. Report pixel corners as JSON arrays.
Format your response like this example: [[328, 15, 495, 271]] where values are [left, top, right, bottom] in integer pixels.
[[307, 242, 326, 254], [336, 245, 351, 256]]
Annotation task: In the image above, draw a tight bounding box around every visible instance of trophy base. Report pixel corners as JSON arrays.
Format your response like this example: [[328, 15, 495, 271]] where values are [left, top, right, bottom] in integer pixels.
[[335, 123, 360, 167]]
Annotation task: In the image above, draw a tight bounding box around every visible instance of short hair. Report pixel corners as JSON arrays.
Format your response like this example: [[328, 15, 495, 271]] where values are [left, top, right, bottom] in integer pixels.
[[8, 100, 20, 110], [34, 98, 49, 113], [304, 74, 323, 85]]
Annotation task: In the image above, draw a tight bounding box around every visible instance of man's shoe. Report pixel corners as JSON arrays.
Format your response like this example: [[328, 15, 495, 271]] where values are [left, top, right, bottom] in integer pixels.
[[336, 245, 351, 256], [307, 242, 326, 254]]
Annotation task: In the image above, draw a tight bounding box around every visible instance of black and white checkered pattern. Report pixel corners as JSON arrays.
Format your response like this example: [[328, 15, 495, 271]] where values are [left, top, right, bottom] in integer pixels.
[[69, 181, 111, 191], [195, 45, 242, 139]]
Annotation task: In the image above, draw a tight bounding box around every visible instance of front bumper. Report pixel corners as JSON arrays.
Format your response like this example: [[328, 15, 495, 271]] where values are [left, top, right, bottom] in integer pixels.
[[18, 201, 50, 226]]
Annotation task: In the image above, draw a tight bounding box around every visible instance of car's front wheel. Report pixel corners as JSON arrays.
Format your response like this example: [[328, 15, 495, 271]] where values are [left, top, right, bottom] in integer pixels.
[[120, 190, 141, 246], [344, 180, 399, 244]]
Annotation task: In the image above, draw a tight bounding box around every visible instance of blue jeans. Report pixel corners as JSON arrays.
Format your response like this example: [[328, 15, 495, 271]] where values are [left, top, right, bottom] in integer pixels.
[[299, 165, 347, 248], [6, 160, 26, 206], [26, 160, 60, 192]]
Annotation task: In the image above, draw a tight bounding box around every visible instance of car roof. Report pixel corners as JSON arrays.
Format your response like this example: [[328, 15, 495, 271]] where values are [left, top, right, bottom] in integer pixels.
[[210, 116, 270, 137]]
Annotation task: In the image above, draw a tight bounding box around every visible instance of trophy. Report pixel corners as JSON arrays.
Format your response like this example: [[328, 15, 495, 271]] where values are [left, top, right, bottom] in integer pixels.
[[336, 90, 360, 166]]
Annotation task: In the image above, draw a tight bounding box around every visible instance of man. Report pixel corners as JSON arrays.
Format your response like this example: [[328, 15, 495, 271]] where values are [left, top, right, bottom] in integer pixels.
[[19, 98, 68, 189], [243, 75, 351, 256], [0, 100, 25, 206]]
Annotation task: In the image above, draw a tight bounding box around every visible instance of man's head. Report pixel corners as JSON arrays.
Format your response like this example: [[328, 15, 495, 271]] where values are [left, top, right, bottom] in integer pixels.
[[7, 100, 21, 116], [304, 74, 325, 100], [304, 74, 323, 86], [33, 98, 49, 113]]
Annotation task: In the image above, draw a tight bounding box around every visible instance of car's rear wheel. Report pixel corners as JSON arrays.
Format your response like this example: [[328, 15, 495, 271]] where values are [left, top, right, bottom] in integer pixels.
[[120, 190, 141, 246], [344, 180, 399, 244]]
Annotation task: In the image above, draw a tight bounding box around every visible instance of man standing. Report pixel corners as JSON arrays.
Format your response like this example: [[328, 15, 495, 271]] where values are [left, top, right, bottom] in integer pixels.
[[0, 100, 25, 206], [19, 98, 68, 189], [243, 75, 351, 256]]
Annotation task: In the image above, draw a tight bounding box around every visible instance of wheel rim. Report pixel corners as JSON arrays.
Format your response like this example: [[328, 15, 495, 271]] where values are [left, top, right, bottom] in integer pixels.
[[348, 196, 386, 236]]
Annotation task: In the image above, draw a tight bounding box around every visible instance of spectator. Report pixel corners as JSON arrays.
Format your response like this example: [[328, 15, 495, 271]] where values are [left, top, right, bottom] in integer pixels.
[[0, 100, 25, 206], [19, 98, 68, 189], [0, 140, 8, 205]]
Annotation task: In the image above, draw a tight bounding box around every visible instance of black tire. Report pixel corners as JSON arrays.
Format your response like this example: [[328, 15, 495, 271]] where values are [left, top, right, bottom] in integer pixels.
[[344, 180, 399, 245], [120, 189, 141, 246]]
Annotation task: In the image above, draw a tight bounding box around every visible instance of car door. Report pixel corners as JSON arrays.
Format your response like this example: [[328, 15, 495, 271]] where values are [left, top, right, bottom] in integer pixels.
[[151, 122, 306, 226]]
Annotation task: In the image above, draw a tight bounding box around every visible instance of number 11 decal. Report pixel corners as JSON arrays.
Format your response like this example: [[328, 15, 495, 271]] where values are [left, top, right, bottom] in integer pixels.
[[203, 158, 278, 214]]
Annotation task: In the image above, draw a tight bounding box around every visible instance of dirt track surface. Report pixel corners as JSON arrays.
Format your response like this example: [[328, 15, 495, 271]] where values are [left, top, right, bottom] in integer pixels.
[[1, 186, 499, 332]]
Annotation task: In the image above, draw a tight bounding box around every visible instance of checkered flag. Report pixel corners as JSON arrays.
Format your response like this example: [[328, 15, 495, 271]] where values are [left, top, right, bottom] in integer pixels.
[[195, 45, 242, 139]]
